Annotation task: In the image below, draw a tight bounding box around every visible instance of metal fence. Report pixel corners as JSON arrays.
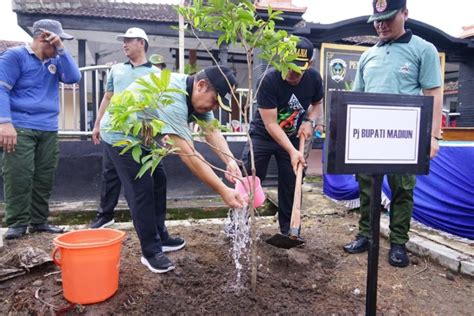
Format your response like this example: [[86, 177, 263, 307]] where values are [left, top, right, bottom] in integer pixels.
[[58, 65, 253, 138]]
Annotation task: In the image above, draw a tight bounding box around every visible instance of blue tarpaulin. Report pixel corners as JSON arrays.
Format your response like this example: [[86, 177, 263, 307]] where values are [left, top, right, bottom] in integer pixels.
[[323, 142, 474, 240]]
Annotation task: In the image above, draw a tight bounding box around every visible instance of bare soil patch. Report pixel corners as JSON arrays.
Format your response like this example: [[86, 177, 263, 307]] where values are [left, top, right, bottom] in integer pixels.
[[1, 209, 473, 315]]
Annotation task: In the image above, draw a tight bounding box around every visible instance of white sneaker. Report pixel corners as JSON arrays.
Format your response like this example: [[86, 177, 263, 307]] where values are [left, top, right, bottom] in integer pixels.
[[162, 236, 186, 253], [140, 253, 175, 273]]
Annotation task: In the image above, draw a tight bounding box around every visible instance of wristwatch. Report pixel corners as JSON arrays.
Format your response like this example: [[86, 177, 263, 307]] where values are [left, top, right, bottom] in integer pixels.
[[302, 118, 316, 129], [303, 117, 324, 129]]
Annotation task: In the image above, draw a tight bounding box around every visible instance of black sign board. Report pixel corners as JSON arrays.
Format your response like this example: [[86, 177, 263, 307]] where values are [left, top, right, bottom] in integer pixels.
[[324, 91, 433, 175]]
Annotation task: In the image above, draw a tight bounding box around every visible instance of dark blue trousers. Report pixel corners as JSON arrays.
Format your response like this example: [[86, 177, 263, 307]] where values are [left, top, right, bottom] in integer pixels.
[[242, 136, 301, 234], [104, 143, 169, 258]]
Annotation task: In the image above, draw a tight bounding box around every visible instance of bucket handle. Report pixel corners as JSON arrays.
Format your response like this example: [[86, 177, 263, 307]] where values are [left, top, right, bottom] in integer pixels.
[[52, 247, 61, 266]]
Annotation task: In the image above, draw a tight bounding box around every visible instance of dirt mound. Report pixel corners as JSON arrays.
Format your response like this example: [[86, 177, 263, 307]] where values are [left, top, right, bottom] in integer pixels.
[[138, 233, 355, 314]]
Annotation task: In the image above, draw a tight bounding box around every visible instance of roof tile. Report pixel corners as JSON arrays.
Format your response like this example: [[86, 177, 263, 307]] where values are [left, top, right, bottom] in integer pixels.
[[0, 40, 25, 52], [12, 0, 179, 22]]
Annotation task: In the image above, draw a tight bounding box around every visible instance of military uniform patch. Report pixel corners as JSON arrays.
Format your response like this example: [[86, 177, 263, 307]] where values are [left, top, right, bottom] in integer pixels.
[[375, 0, 387, 12]]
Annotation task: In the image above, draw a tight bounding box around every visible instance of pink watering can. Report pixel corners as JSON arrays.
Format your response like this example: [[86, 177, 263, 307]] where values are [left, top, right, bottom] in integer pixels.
[[235, 176, 265, 208]]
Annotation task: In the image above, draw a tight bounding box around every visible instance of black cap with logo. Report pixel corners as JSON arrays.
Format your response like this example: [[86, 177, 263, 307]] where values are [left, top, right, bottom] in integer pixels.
[[368, 0, 406, 23], [204, 66, 238, 112], [294, 37, 314, 71]]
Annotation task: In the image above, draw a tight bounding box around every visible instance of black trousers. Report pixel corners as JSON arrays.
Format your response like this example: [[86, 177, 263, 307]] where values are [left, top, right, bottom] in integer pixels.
[[242, 136, 300, 234], [104, 143, 169, 258], [97, 145, 122, 217]]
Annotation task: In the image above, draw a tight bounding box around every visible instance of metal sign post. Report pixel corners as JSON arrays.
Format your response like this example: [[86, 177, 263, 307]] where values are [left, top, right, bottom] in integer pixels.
[[366, 174, 383, 316]]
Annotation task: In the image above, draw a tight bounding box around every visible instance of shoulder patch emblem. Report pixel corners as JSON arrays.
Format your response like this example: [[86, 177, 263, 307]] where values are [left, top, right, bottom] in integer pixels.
[[400, 62, 411, 74], [48, 64, 57, 75]]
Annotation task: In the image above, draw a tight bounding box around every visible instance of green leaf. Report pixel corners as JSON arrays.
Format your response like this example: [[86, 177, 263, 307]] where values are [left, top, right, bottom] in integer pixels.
[[288, 62, 302, 74], [149, 72, 164, 90], [132, 121, 142, 136], [217, 34, 227, 47], [267, 5, 273, 16], [237, 10, 254, 23], [160, 69, 172, 90], [242, 0, 255, 12], [150, 119, 165, 136], [132, 146, 142, 163], [136, 77, 156, 92], [141, 154, 153, 164], [151, 156, 164, 174], [119, 145, 131, 155], [113, 140, 131, 147], [136, 160, 154, 179], [193, 16, 200, 27]]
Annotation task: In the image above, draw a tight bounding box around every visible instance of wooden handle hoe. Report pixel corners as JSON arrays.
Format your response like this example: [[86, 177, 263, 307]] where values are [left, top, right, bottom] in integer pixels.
[[288, 135, 305, 239], [266, 135, 306, 249]]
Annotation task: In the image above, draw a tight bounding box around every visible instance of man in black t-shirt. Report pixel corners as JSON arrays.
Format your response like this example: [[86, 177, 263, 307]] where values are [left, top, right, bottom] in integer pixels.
[[242, 37, 324, 236]]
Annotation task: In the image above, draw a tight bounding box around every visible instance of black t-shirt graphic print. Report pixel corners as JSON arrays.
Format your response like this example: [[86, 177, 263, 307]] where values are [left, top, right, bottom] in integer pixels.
[[277, 93, 305, 135]]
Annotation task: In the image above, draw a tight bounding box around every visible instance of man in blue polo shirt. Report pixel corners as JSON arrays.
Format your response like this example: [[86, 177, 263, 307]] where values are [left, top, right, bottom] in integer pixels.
[[0, 19, 81, 240], [343, 0, 443, 268]]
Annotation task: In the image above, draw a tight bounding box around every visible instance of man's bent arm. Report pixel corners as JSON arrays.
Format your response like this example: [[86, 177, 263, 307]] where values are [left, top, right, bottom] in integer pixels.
[[204, 128, 235, 164], [423, 86, 443, 158], [259, 107, 304, 173], [94, 92, 113, 129], [203, 128, 242, 183], [91, 91, 113, 144], [298, 99, 324, 139], [306, 99, 324, 122], [169, 134, 243, 208]]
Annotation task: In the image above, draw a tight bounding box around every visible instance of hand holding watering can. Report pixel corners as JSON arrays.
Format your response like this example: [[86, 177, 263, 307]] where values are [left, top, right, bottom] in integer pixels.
[[235, 176, 265, 208]]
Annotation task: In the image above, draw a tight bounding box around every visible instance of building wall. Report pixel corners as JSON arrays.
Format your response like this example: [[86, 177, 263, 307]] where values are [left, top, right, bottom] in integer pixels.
[[0, 140, 287, 202]]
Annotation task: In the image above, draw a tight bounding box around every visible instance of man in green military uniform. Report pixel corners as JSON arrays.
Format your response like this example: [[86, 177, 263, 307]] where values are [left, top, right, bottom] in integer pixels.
[[149, 54, 166, 70], [343, 0, 443, 267]]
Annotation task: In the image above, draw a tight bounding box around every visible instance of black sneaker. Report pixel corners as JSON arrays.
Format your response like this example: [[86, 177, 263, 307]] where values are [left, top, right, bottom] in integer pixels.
[[162, 236, 186, 253], [90, 215, 114, 229], [389, 243, 409, 268], [29, 223, 65, 234], [141, 253, 175, 273], [343, 234, 369, 254]]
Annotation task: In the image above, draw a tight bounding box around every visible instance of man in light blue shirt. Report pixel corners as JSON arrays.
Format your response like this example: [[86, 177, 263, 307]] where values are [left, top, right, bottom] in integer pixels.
[[89, 28, 163, 231], [0, 19, 81, 239], [343, 0, 443, 268], [101, 66, 244, 273]]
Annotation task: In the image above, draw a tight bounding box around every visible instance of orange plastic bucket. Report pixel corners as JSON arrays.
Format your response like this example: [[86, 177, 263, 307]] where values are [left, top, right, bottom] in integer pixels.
[[52, 228, 126, 304]]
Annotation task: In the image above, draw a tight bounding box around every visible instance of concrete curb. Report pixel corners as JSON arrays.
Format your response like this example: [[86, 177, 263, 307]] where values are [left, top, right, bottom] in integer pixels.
[[0, 217, 275, 247], [380, 216, 474, 277], [0, 217, 230, 238]]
